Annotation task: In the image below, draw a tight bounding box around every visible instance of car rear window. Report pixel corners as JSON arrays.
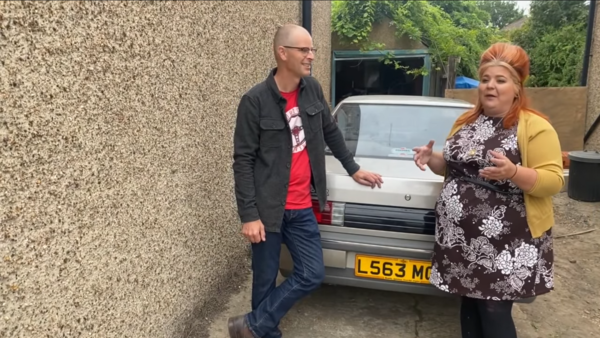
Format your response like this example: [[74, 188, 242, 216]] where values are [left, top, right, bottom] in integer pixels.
[[328, 103, 468, 160]]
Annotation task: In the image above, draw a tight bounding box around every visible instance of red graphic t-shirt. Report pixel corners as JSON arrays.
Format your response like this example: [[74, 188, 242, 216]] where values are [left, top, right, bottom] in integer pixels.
[[281, 88, 312, 210]]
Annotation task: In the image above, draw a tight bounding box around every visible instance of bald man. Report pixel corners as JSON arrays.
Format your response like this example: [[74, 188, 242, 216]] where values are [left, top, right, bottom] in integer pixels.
[[229, 24, 383, 338]]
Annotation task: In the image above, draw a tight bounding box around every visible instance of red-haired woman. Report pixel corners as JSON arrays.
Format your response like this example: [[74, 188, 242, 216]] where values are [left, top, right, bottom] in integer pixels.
[[413, 42, 564, 338]]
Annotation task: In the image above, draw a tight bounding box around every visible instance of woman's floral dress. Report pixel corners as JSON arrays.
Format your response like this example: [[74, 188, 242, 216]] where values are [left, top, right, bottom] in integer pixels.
[[430, 114, 554, 300]]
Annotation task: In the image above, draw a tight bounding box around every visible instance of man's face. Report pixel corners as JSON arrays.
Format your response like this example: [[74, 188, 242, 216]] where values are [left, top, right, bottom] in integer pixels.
[[281, 31, 315, 77]]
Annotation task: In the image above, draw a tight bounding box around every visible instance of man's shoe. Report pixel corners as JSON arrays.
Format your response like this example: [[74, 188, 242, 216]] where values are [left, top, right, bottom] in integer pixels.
[[227, 315, 255, 338]]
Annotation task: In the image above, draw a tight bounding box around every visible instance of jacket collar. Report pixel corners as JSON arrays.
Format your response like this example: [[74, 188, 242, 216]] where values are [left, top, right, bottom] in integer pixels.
[[266, 67, 306, 102]]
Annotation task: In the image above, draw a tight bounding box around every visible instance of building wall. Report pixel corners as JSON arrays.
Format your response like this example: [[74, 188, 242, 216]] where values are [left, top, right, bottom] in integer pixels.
[[0, 1, 330, 337], [586, 0, 600, 151], [312, 1, 333, 104], [332, 18, 428, 51]]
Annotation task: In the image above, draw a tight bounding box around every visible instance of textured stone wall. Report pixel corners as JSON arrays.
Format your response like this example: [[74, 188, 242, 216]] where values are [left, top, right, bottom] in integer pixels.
[[0, 1, 336, 337], [585, 0, 600, 150], [312, 0, 332, 104]]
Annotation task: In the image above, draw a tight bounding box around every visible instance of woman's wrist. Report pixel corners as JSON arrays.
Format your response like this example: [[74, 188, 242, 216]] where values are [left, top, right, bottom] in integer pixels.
[[506, 165, 538, 193], [428, 151, 447, 175], [508, 164, 519, 180]]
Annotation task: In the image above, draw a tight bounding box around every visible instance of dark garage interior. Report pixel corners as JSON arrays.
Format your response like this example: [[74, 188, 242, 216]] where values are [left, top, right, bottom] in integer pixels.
[[334, 57, 425, 105]]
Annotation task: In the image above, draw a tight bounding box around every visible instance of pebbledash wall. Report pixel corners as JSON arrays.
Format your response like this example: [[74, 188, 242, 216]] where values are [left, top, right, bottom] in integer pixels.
[[586, 0, 600, 150], [0, 1, 331, 337]]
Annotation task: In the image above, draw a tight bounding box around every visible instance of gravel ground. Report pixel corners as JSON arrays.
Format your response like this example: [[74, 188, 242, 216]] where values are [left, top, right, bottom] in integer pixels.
[[207, 192, 600, 338], [515, 192, 600, 337]]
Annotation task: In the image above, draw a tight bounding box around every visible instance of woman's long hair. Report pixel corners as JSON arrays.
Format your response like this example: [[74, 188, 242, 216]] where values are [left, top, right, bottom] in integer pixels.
[[454, 43, 548, 129]]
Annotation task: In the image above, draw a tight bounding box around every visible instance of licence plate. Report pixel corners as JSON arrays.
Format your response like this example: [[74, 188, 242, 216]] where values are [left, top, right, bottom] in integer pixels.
[[354, 254, 432, 284]]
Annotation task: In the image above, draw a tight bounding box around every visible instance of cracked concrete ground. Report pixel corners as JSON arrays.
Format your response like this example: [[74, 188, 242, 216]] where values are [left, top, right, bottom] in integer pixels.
[[207, 273, 540, 338]]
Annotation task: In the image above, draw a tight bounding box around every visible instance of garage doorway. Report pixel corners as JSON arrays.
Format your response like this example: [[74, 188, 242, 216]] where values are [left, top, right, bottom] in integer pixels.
[[331, 50, 431, 108]]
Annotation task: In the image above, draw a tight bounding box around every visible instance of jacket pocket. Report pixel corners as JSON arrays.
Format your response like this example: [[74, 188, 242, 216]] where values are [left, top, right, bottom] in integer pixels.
[[305, 101, 324, 132], [259, 118, 286, 147]]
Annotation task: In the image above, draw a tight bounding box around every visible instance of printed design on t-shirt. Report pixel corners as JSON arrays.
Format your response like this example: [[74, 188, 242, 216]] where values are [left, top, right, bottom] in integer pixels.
[[285, 106, 306, 153]]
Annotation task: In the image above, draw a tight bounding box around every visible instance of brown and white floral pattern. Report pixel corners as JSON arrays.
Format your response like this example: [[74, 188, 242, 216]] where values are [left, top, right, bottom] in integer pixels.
[[431, 114, 554, 301]]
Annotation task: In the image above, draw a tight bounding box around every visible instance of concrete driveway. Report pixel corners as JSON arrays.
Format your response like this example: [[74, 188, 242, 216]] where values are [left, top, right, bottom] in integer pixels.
[[208, 274, 541, 338], [208, 194, 600, 338]]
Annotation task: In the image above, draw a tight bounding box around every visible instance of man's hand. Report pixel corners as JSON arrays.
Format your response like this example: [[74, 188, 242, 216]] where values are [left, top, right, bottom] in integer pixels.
[[479, 150, 518, 181], [351, 169, 383, 189], [242, 220, 266, 243]]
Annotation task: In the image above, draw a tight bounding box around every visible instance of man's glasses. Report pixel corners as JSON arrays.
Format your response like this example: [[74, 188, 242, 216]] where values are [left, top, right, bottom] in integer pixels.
[[283, 46, 317, 55]]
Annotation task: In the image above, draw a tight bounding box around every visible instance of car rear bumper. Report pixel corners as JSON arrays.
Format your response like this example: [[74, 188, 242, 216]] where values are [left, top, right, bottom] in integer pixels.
[[279, 225, 535, 303], [279, 225, 448, 297]]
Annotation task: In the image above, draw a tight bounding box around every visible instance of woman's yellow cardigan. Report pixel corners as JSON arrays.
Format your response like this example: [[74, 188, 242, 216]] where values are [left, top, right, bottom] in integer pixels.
[[442, 110, 565, 238]]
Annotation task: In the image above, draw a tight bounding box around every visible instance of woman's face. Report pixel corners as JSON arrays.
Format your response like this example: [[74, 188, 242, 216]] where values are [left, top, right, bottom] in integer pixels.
[[478, 65, 518, 116]]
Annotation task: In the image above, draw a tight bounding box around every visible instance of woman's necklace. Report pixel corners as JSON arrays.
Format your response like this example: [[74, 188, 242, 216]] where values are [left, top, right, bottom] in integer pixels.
[[493, 116, 505, 128]]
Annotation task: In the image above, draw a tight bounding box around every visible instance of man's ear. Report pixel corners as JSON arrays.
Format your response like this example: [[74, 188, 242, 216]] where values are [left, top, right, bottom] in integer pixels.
[[277, 46, 287, 61]]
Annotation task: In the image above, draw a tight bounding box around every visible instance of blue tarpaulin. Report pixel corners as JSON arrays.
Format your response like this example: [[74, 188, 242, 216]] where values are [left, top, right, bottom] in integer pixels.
[[455, 76, 479, 89]]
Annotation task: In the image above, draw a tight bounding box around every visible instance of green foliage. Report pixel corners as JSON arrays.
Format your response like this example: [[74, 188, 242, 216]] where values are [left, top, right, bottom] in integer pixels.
[[331, 0, 588, 88], [432, 1, 492, 29], [510, 0, 589, 87], [331, 0, 377, 46], [428, 1, 500, 77], [528, 0, 588, 33], [526, 24, 587, 87], [476, 1, 525, 29], [331, 0, 503, 78]]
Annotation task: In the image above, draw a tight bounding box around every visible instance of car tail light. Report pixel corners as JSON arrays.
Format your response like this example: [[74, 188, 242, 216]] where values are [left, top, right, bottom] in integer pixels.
[[312, 199, 345, 226]]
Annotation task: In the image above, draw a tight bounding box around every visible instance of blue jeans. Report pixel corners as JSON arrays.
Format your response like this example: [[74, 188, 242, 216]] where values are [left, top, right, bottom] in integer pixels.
[[245, 208, 325, 338]]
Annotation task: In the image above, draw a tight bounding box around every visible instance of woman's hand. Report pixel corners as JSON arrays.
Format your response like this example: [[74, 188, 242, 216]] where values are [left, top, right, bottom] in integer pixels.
[[480, 150, 518, 180], [412, 140, 435, 171]]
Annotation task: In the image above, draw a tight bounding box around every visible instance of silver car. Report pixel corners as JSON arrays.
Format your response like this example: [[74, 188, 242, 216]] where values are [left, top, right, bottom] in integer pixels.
[[278, 95, 539, 303]]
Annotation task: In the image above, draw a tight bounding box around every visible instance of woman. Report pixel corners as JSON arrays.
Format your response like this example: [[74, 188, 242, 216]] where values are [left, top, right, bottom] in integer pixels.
[[413, 43, 564, 338]]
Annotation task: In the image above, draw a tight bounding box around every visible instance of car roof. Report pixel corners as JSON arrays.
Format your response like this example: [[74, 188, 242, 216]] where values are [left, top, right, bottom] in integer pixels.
[[337, 95, 474, 109]]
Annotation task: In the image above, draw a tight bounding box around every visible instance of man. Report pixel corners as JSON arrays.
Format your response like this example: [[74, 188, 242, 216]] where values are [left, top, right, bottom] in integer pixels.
[[228, 24, 383, 338]]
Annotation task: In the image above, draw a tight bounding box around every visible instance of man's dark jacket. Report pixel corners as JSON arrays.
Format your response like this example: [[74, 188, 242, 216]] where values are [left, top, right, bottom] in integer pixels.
[[232, 68, 360, 232]]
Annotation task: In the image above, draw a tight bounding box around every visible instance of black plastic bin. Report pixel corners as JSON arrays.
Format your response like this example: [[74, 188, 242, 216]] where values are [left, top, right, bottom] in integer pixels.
[[567, 150, 600, 202]]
